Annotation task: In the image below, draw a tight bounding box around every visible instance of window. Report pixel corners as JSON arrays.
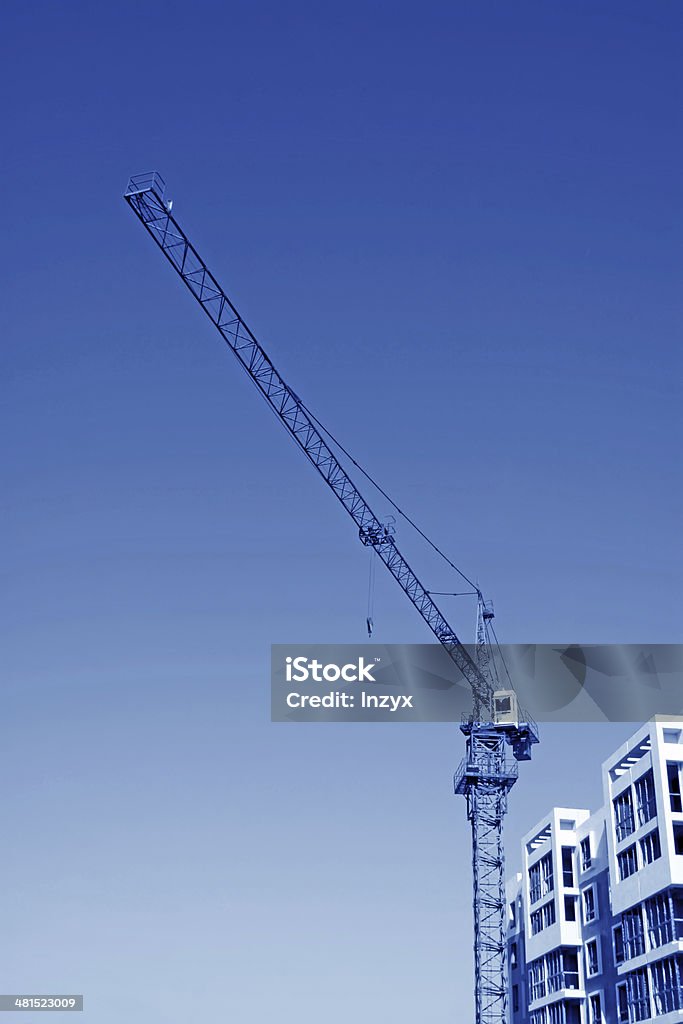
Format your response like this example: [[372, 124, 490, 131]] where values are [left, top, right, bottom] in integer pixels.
[[674, 822, 683, 855], [548, 1004, 580, 1024], [623, 906, 645, 959], [617, 844, 637, 880], [616, 983, 629, 1024], [512, 983, 519, 1013], [529, 851, 553, 903], [613, 924, 625, 965], [530, 1013, 545, 1024], [626, 966, 651, 1022], [530, 899, 556, 935], [645, 890, 683, 948], [583, 886, 597, 923], [564, 895, 576, 921], [651, 955, 683, 1015], [509, 899, 517, 926], [635, 770, 656, 825], [541, 852, 553, 896], [510, 941, 518, 968], [559, 818, 576, 831], [668, 762, 683, 812], [547, 949, 563, 993], [495, 694, 512, 717], [545, 948, 579, 993], [529, 950, 580, 1008], [561, 846, 575, 887], [586, 938, 600, 977], [580, 836, 592, 871], [543, 1002, 581, 1024], [529, 959, 545, 1003], [613, 789, 635, 841], [664, 728, 683, 744], [640, 828, 661, 865], [560, 949, 579, 989], [589, 993, 602, 1024], [542, 899, 556, 928], [647, 892, 671, 948]]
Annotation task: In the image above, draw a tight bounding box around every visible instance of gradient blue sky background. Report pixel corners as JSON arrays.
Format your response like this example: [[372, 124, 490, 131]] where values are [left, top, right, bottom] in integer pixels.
[[2, 3, 681, 1021]]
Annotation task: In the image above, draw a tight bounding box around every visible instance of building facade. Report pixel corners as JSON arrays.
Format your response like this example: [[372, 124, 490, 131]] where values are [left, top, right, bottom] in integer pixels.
[[507, 720, 683, 1024]]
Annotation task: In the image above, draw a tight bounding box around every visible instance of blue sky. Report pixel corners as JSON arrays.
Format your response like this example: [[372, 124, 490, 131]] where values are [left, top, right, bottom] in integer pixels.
[[2, 3, 681, 1021]]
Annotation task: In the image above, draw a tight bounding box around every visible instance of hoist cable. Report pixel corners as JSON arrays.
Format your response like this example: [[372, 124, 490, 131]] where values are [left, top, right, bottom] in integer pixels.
[[299, 399, 480, 595]]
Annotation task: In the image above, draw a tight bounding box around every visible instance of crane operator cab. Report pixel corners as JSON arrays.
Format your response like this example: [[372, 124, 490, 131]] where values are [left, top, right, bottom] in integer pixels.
[[492, 689, 519, 727], [490, 689, 538, 760]]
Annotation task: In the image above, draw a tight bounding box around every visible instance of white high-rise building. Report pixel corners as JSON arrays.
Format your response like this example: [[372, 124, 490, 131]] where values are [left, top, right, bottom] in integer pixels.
[[507, 720, 683, 1024]]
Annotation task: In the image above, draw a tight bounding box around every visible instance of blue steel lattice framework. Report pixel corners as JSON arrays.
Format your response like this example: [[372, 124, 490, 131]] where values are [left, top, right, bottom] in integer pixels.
[[454, 729, 519, 1024], [123, 172, 539, 1024]]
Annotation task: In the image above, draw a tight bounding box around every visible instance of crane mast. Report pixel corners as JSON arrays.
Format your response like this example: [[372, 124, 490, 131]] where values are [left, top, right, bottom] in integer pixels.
[[124, 171, 538, 1024]]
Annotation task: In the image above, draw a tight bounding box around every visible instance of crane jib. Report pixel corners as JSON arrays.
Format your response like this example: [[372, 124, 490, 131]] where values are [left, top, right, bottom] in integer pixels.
[[123, 176, 493, 713]]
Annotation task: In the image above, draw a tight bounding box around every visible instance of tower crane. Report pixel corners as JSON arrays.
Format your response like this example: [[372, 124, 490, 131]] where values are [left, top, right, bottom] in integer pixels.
[[124, 172, 539, 1024]]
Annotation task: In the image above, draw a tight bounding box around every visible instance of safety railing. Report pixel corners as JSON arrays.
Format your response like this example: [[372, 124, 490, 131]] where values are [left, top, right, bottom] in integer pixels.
[[125, 171, 166, 199]]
